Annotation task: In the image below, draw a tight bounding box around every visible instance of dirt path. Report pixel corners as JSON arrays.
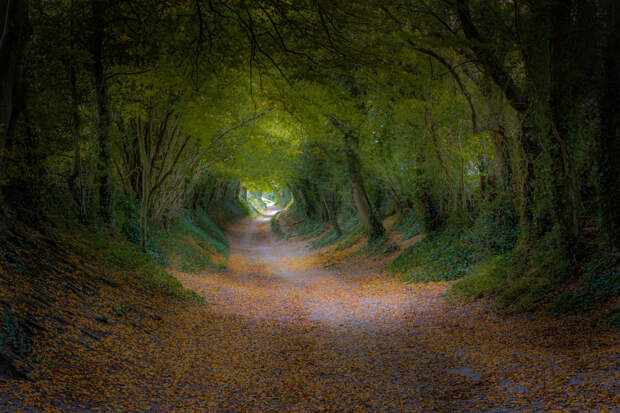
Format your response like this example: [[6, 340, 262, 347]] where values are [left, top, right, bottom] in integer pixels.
[[173, 208, 619, 412], [1, 209, 616, 412]]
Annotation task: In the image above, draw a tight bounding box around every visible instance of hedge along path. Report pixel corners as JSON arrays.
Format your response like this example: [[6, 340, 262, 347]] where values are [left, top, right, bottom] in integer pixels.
[[174, 207, 618, 412]]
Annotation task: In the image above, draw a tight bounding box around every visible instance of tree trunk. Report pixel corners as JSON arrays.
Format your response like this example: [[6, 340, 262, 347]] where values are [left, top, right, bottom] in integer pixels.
[[67, 57, 86, 221], [139, 119, 151, 251], [345, 146, 385, 242], [457, 0, 552, 248], [490, 123, 512, 197], [597, 0, 620, 250], [0, 0, 29, 201], [320, 194, 329, 223], [516, 115, 541, 243], [326, 192, 342, 236], [234, 180, 241, 200], [66, 0, 86, 221], [478, 155, 488, 200], [140, 193, 149, 250], [91, 0, 112, 223], [480, 78, 512, 201], [547, 0, 581, 261], [414, 153, 443, 232], [383, 173, 409, 214], [458, 131, 467, 213]]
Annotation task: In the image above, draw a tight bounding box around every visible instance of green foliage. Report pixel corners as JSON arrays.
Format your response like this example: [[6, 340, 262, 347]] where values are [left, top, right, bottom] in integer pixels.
[[310, 228, 342, 249], [79, 226, 203, 303], [470, 197, 520, 255], [449, 251, 551, 313], [241, 199, 259, 218], [551, 252, 620, 314], [3, 0, 617, 321], [114, 195, 142, 246], [248, 195, 268, 213], [209, 199, 251, 227], [383, 242, 399, 255], [361, 236, 390, 255], [390, 200, 519, 282], [270, 212, 285, 238], [449, 255, 508, 301], [390, 227, 477, 282], [395, 210, 423, 240], [451, 248, 619, 314], [311, 215, 364, 250], [296, 219, 327, 240], [148, 210, 229, 273]]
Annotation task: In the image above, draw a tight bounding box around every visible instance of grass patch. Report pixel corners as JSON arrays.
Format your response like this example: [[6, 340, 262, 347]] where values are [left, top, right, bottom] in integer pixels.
[[296, 219, 328, 239], [449, 249, 556, 313], [79, 226, 204, 303], [449, 255, 506, 301], [310, 228, 342, 249], [149, 209, 229, 273], [310, 215, 365, 250]]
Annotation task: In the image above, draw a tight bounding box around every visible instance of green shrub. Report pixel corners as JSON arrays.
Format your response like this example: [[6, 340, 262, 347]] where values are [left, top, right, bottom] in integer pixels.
[[390, 199, 519, 283], [310, 228, 342, 249], [271, 212, 285, 238], [296, 219, 327, 239], [395, 209, 423, 240], [248, 196, 267, 212], [79, 227, 204, 303], [450, 255, 507, 301], [551, 252, 620, 314], [148, 210, 229, 273], [389, 226, 477, 282]]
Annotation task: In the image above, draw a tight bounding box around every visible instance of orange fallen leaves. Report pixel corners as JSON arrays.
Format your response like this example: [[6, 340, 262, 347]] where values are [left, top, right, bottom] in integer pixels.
[[0, 216, 618, 412]]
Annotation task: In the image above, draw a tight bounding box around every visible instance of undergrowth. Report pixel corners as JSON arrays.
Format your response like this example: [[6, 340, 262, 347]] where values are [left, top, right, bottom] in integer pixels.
[[390, 198, 518, 282], [394, 210, 423, 240], [451, 244, 619, 317], [79, 226, 204, 303], [115, 195, 248, 276], [270, 211, 285, 238], [149, 208, 229, 273], [389, 226, 479, 282], [307, 215, 364, 250], [209, 199, 253, 226], [248, 196, 267, 212], [551, 251, 619, 314], [69, 197, 253, 303]]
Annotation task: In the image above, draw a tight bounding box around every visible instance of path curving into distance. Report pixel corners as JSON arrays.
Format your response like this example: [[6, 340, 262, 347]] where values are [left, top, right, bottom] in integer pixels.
[[172, 207, 618, 412]]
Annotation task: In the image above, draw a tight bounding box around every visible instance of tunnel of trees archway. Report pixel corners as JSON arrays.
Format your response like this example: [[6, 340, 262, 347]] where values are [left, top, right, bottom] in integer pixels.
[[0, 0, 618, 314]]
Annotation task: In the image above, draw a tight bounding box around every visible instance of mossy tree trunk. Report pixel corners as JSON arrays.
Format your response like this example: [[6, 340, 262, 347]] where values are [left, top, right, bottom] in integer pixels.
[[0, 0, 29, 202], [91, 0, 112, 223], [345, 142, 385, 242], [597, 0, 620, 250]]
